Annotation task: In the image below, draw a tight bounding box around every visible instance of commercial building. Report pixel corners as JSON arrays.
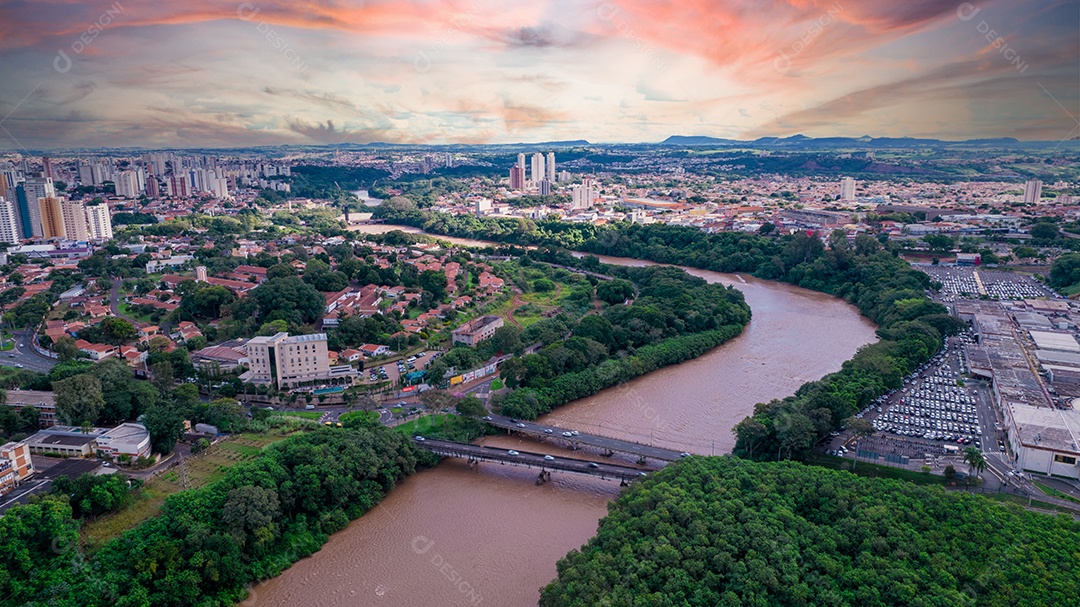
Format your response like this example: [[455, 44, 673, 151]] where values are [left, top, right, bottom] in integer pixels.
[[243, 332, 356, 389], [95, 423, 151, 460], [1004, 403, 1080, 479], [451, 315, 504, 346], [25, 427, 99, 457], [571, 178, 597, 210]]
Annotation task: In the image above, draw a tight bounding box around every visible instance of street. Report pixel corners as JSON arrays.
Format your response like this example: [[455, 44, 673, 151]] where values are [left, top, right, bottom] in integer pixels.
[[2, 329, 58, 374]]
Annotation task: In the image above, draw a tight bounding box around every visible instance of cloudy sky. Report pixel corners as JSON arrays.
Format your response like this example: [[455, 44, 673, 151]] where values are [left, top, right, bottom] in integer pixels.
[[0, 0, 1077, 149]]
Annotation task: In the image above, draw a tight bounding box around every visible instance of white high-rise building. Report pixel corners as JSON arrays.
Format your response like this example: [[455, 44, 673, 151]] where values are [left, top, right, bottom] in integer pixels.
[[516, 153, 526, 171], [61, 200, 89, 241], [85, 203, 113, 240], [0, 198, 21, 244], [116, 170, 139, 198], [572, 178, 597, 210], [210, 177, 229, 199], [531, 153, 545, 185], [545, 152, 555, 182], [839, 177, 856, 201], [1024, 179, 1043, 204], [78, 162, 94, 185]]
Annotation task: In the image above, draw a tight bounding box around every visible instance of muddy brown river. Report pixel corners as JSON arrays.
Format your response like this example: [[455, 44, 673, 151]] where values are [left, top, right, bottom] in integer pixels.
[[248, 228, 878, 607]]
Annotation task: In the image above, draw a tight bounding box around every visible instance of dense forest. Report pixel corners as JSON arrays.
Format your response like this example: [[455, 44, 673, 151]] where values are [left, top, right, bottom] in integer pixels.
[[374, 206, 965, 456], [540, 457, 1080, 607], [0, 425, 427, 606]]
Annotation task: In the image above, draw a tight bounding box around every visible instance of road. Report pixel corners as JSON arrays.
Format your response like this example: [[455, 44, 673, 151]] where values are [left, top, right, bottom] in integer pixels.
[[414, 438, 653, 482], [483, 413, 688, 462], [2, 329, 58, 373]]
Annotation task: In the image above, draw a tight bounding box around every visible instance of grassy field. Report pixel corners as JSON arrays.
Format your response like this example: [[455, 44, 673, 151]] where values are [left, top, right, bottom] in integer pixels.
[[118, 301, 156, 323], [984, 492, 1077, 514], [81, 432, 288, 548], [395, 414, 452, 435], [277, 410, 323, 420]]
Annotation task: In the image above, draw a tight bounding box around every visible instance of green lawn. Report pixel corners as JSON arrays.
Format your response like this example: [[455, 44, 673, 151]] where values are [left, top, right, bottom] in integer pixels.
[[277, 410, 323, 420], [490, 378, 504, 390], [119, 301, 155, 323], [396, 414, 452, 435]]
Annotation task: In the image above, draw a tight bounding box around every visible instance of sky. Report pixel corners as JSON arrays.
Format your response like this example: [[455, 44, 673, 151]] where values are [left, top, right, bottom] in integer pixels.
[[0, 0, 1078, 149]]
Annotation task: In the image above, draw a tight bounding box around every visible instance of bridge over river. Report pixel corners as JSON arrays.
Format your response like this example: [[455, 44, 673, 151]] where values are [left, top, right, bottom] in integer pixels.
[[413, 438, 655, 484], [481, 413, 688, 463]]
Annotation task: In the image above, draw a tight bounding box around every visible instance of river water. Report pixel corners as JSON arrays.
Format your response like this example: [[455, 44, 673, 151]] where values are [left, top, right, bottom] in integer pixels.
[[249, 226, 878, 607]]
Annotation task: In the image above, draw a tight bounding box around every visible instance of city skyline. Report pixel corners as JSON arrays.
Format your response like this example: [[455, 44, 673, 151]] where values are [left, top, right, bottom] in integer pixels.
[[0, 0, 1078, 150]]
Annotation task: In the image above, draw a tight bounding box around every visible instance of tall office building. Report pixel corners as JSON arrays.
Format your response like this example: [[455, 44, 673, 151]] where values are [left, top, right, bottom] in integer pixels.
[[14, 184, 43, 238], [530, 152, 545, 185], [508, 166, 525, 190], [516, 153, 526, 171], [839, 177, 856, 201], [571, 178, 597, 210], [1023, 179, 1043, 204], [85, 203, 113, 240], [38, 196, 66, 239], [545, 152, 555, 182], [0, 198, 20, 244]]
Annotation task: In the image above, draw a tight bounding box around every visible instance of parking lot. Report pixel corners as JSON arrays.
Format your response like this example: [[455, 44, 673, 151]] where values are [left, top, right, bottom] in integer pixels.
[[920, 266, 1058, 302], [363, 350, 440, 385], [829, 331, 1005, 465]]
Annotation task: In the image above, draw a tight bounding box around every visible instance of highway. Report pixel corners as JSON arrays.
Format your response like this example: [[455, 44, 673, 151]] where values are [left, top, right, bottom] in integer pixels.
[[482, 413, 688, 462], [413, 438, 654, 482]]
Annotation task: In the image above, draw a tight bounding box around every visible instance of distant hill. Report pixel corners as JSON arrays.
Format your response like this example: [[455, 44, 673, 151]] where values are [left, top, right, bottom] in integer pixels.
[[660, 134, 1025, 148]]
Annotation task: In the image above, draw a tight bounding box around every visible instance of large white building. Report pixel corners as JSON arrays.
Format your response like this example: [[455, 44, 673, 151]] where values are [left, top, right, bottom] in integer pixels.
[[1023, 179, 1043, 204], [545, 152, 555, 182], [571, 178, 597, 210], [1004, 403, 1080, 479], [0, 197, 21, 244], [85, 203, 113, 240], [116, 170, 140, 198], [243, 332, 356, 389], [839, 177, 856, 201], [530, 152, 545, 185]]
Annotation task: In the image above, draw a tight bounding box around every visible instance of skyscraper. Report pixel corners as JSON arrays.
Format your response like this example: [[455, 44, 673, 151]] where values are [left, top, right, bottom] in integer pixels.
[[0, 198, 20, 244], [572, 178, 597, 210], [41, 157, 53, 179], [508, 166, 525, 190], [14, 184, 42, 238], [38, 196, 66, 239], [85, 203, 113, 240], [1023, 179, 1043, 204], [545, 152, 555, 182], [539, 179, 551, 196], [116, 170, 139, 198], [531, 153, 545, 185], [839, 177, 856, 201], [516, 153, 526, 171], [61, 200, 89, 241]]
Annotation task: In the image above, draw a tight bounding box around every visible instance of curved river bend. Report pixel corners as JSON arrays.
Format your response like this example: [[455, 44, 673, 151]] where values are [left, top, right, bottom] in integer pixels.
[[250, 227, 878, 607]]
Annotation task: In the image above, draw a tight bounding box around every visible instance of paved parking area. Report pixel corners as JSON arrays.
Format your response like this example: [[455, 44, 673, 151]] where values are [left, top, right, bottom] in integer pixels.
[[920, 266, 1059, 302], [361, 350, 441, 385], [829, 331, 1006, 466]]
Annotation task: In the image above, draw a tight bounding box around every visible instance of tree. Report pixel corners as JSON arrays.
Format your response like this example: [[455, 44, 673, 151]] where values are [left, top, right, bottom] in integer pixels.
[[53, 375, 105, 425], [844, 416, 874, 470], [52, 336, 81, 362], [100, 317, 137, 344], [455, 394, 487, 418], [758, 222, 775, 235], [142, 402, 186, 454], [249, 276, 325, 324], [733, 417, 767, 459], [596, 279, 635, 305], [962, 446, 986, 481], [419, 390, 458, 421], [151, 360, 174, 393], [221, 485, 280, 547], [419, 269, 448, 301], [1030, 222, 1059, 240]]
